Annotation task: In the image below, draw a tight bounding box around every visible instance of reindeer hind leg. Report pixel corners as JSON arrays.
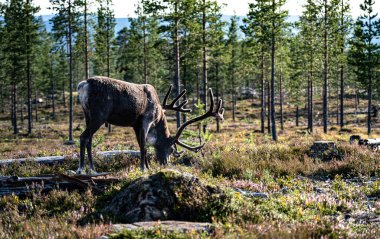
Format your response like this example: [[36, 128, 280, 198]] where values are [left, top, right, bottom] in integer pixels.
[[78, 128, 90, 175], [77, 120, 103, 175]]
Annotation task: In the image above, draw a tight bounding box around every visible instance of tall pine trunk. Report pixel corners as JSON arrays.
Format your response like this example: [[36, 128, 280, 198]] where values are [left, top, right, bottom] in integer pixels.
[[182, 62, 187, 124], [62, 80, 66, 107], [355, 82, 358, 123], [323, 0, 328, 133], [339, 0, 345, 128], [67, 0, 74, 143], [174, 0, 181, 128], [267, 80, 271, 134], [20, 99, 24, 125], [35, 91, 38, 122], [106, 2, 112, 133], [296, 106, 299, 127], [216, 63, 220, 132], [340, 64, 344, 127], [260, 50, 265, 133], [50, 59, 56, 118], [182, 30, 188, 124], [232, 94, 236, 122], [202, 0, 208, 133], [270, 0, 277, 141], [307, 42, 314, 133], [84, 0, 89, 80], [279, 70, 284, 131], [143, 18, 148, 84], [368, 67, 372, 135], [12, 81, 18, 134], [336, 86, 339, 125], [367, 12, 373, 135], [26, 0, 32, 134], [0, 82, 3, 113], [307, 75, 311, 130]]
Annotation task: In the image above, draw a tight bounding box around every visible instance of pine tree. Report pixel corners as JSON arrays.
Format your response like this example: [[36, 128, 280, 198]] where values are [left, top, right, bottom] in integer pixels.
[[25, 0, 40, 134], [208, 16, 226, 132], [94, 0, 116, 77], [115, 14, 164, 86], [338, 0, 351, 128], [226, 15, 240, 122], [50, 0, 81, 143], [242, 0, 271, 134], [33, 18, 55, 120], [288, 32, 305, 127], [2, 0, 39, 134], [299, 0, 322, 133], [0, 16, 5, 114], [348, 0, 380, 135], [204, 1, 225, 132], [144, 0, 197, 128], [268, 0, 288, 141], [318, 0, 341, 133]]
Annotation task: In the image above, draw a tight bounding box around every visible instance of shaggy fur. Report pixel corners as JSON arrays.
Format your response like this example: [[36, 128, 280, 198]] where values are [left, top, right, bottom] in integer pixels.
[[77, 76, 172, 174]]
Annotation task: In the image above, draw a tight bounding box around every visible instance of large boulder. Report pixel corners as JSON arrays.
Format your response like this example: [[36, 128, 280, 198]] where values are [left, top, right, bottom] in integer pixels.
[[237, 87, 257, 99], [100, 170, 232, 223]]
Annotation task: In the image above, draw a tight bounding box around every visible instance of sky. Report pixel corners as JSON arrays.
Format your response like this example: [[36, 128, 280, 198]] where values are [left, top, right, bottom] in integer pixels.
[[1, 0, 379, 18]]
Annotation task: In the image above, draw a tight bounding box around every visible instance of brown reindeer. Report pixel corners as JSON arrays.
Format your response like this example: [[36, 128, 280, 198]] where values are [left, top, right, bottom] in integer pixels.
[[76, 76, 224, 174]]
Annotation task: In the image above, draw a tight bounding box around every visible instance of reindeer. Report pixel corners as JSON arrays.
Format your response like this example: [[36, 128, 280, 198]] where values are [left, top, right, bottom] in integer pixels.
[[76, 76, 224, 174]]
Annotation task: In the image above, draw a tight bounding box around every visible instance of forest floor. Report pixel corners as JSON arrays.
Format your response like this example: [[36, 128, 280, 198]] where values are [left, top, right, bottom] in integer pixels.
[[0, 97, 379, 238]]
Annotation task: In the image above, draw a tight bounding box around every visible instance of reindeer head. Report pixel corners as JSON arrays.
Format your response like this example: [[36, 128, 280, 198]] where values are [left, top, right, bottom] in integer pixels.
[[155, 85, 224, 164]]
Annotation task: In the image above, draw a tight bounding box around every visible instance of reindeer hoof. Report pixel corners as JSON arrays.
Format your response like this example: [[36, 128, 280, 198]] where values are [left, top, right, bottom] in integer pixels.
[[88, 169, 99, 175], [75, 168, 86, 175]]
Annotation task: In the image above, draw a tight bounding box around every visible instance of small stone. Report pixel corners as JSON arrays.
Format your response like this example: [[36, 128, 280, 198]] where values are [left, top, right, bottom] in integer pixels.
[[313, 187, 325, 194], [97, 236, 109, 239]]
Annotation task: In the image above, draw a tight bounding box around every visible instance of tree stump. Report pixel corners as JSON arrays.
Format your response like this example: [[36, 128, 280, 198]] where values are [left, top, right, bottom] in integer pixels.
[[372, 105, 379, 118], [308, 141, 342, 161]]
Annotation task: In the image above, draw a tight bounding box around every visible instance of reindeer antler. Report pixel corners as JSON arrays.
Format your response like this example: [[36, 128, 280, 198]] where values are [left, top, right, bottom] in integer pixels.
[[172, 88, 224, 152], [162, 85, 191, 113]]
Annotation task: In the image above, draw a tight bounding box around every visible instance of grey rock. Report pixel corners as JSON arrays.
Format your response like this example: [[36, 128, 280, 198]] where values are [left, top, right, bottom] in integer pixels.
[[101, 170, 227, 223], [234, 188, 268, 198]]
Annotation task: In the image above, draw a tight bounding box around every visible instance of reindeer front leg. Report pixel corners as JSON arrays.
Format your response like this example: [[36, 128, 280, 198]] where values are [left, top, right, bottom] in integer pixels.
[[87, 136, 98, 175], [134, 126, 146, 171], [134, 120, 152, 171]]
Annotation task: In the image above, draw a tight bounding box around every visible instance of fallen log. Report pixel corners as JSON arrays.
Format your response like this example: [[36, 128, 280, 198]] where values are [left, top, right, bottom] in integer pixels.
[[349, 135, 380, 150], [0, 150, 141, 166], [0, 156, 65, 166], [0, 173, 120, 197], [97, 150, 140, 159]]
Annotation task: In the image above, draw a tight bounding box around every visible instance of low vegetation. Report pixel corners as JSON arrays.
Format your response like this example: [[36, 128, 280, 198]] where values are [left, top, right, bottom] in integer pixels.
[[0, 100, 379, 238]]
